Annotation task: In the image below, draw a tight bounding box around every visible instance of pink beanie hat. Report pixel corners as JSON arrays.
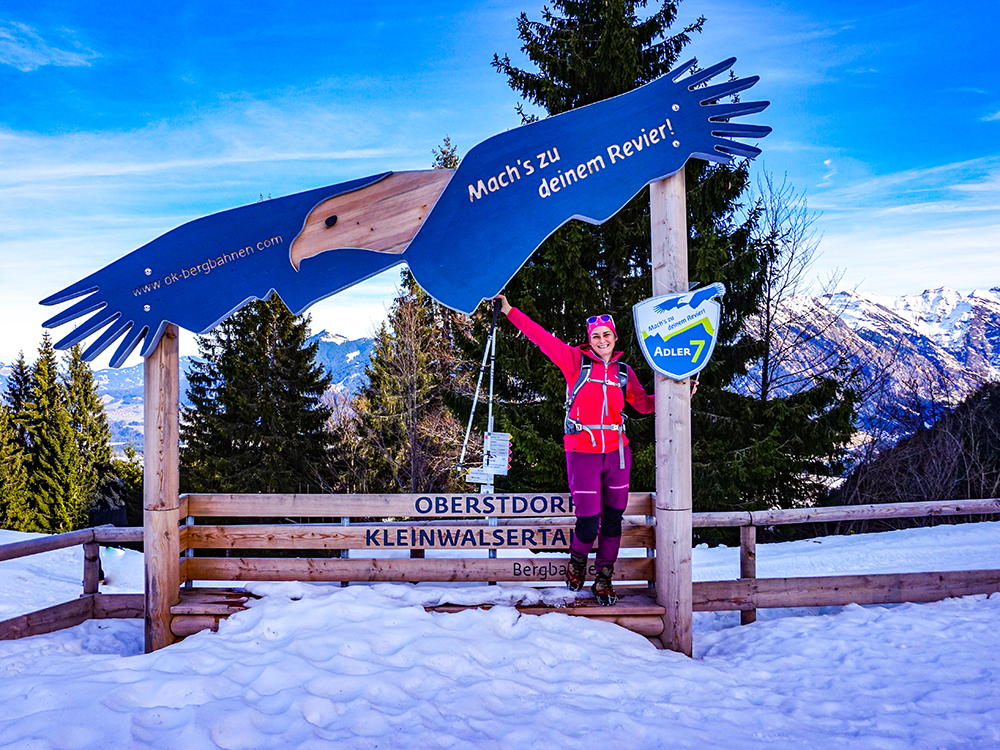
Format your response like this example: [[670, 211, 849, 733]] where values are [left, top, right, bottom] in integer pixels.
[[587, 314, 617, 339]]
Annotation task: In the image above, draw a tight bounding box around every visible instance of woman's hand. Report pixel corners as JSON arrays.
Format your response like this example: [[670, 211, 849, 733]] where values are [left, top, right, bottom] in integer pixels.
[[690, 373, 700, 397], [495, 294, 512, 315]]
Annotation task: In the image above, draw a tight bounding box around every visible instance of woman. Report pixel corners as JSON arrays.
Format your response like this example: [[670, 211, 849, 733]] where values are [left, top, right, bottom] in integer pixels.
[[497, 294, 655, 605]]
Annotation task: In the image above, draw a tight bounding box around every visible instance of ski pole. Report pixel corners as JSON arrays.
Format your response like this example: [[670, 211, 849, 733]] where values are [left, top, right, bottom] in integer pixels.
[[458, 297, 502, 469]]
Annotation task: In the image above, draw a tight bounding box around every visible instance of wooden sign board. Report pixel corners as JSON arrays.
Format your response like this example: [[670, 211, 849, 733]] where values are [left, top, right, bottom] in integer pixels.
[[184, 522, 652, 551], [182, 491, 653, 519]]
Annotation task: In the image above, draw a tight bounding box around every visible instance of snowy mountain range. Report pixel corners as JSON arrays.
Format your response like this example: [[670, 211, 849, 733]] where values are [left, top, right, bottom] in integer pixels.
[[738, 287, 1000, 435], [820, 286, 999, 382], [0, 330, 374, 449]]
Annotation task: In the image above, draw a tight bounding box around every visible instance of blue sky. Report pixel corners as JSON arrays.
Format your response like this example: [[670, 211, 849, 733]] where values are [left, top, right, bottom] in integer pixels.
[[1, 0, 996, 366]]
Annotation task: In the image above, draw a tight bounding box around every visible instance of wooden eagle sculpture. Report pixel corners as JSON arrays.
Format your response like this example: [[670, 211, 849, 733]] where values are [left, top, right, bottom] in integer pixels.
[[41, 58, 769, 367]]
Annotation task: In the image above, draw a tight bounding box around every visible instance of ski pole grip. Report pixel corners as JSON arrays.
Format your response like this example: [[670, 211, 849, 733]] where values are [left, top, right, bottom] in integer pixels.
[[486, 298, 503, 340]]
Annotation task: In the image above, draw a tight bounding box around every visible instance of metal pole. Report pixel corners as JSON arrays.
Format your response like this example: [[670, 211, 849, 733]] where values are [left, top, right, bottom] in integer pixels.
[[485, 309, 498, 559], [458, 299, 502, 469]]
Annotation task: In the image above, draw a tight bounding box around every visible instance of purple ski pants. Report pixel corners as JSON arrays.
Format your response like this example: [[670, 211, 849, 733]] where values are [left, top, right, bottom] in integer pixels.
[[566, 445, 632, 568]]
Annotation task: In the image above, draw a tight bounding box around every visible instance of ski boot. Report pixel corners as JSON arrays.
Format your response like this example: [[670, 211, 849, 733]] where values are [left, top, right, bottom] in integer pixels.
[[591, 565, 618, 605], [566, 553, 587, 592]]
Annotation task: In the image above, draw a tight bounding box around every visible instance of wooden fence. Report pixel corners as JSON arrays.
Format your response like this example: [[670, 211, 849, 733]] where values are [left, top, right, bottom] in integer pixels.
[[693, 498, 1000, 624], [0, 526, 143, 641], [2, 497, 998, 648]]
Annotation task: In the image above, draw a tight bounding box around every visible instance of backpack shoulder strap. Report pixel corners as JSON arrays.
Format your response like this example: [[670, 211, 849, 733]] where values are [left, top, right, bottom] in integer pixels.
[[565, 358, 593, 411], [616, 361, 629, 400]]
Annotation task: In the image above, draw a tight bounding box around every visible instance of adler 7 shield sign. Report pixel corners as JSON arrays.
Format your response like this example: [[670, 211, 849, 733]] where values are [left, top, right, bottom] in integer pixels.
[[633, 283, 725, 381]]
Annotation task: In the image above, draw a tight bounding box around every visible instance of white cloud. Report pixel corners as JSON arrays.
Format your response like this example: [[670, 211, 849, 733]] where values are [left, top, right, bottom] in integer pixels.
[[739, 151, 1000, 299], [0, 89, 477, 364], [808, 156, 1000, 214], [819, 158, 837, 187], [982, 110, 1000, 122], [815, 220, 1000, 297], [0, 21, 99, 72]]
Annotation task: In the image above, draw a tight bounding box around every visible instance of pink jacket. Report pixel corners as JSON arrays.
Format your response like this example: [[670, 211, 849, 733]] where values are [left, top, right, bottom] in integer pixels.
[[508, 307, 655, 453]]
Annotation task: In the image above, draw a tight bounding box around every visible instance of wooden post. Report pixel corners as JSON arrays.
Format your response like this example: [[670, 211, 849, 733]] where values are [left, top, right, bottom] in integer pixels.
[[183, 515, 195, 589], [82, 538, 100, 596], [650, 169, 693, 656], [740, 525, 757, 625], [144, 324, 181, 652]]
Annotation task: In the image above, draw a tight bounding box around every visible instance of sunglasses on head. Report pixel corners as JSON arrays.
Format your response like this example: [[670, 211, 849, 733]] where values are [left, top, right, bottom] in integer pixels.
[[587, 314, 614, 326]]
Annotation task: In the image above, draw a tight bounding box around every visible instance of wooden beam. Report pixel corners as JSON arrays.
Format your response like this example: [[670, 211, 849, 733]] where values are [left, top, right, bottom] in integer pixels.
[[83, 541, 100, 596], [93, 593, 144, 619], [693, 569, 1000, 611], [587, 615, 666, 637], [0, 528, 94, 563], [691, 498, 1000, 528], [93, 527, 144, 545], [0, 597, 93, 641], [692, 511, 753, 528], [650, 169, 693, 657], [171, 615, 222, 638], [170, 600, 251, 616], [745, 499, 1000, 526], [170, 588, 255, 616], [513, 588, 664, 617], [172, 495, 1000, 527], [185, 556, 653, 584], [181, 492, 653, 519], [182, 523, 653, 551], [144, 323, 181, 653]]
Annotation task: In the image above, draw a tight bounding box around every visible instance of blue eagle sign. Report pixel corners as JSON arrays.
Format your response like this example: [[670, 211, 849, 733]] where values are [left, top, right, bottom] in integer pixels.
[[40, 58, 769, 367], [633, 283, 725, 381]]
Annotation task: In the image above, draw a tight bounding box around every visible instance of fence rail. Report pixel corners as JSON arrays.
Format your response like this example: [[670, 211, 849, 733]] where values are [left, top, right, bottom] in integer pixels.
[[180, 492, 653, 519], [182, 523, 655, 551], [692, 498, 1000, 528], [694, 569, 1000, 611]]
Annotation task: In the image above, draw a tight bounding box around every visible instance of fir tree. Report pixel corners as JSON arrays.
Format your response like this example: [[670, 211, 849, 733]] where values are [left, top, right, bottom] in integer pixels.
[[0, 406, 30, 531], [488, 1, 856, 515], [343, 279, 466, 494], [22, 334, 86, 531], [181, 295, 332, 494], [488, 0, 725, 490], [64, 345, 115, 517], [431, 136, 460, 169], [4, 351, 32, 449]]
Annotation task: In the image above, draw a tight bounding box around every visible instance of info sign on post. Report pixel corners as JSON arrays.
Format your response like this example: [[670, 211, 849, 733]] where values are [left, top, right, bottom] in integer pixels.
[[633, 282, 725, 381], [464, 431, 511, 486], [483, 432, 511, 476]]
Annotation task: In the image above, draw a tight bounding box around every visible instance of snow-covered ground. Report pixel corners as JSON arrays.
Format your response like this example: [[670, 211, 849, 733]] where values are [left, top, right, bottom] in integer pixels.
[[2, 523, 999, 749]]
